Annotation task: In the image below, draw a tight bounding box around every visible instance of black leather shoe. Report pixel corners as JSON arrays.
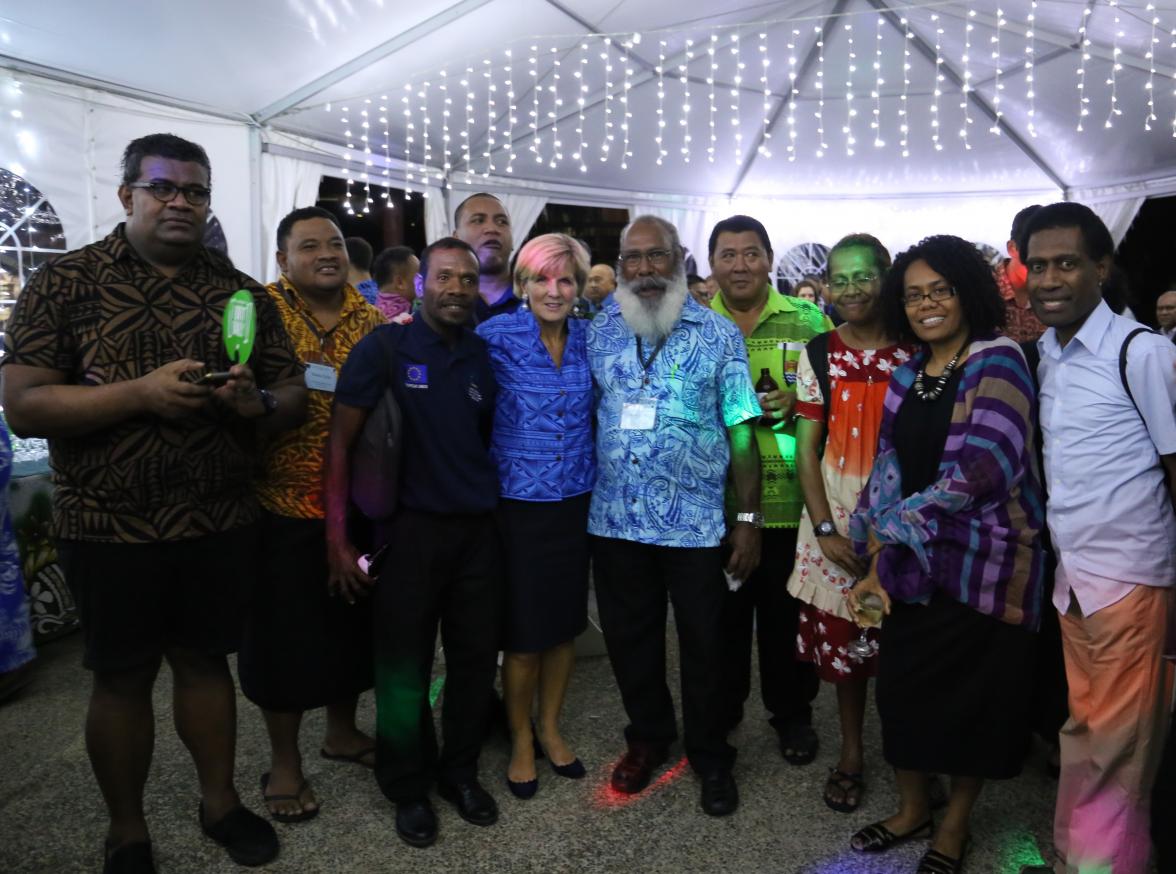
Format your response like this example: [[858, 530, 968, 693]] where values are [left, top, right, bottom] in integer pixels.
[[610, 746, 669, 794], [394, 799, 437, 848], [437, 780, 499, 826], [700, 770, 739, 816]]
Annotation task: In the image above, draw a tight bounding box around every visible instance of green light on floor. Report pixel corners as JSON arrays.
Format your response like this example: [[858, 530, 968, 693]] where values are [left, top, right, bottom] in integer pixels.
[[429, 675, 445, 708], [996, 828, 1047, 872]]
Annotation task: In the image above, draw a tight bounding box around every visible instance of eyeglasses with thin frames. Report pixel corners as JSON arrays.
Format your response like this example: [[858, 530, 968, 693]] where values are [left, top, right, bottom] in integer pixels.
[[902, 286, 957, 307], [618, 248, 673, 269], [829, 273, 879, 292]]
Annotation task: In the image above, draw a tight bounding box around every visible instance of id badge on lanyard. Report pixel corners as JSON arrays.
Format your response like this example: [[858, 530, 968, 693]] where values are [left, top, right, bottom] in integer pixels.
[[621, 335, 666, 430]]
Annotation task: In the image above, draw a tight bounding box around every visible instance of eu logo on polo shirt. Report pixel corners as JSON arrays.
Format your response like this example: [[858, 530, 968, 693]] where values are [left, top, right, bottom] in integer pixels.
[[405, 364, 428, 389]]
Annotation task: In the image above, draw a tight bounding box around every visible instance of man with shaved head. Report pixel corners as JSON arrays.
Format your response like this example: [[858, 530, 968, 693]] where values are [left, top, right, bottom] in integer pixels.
[[453, 192, 517, 324], [585, 263, 617, 313]]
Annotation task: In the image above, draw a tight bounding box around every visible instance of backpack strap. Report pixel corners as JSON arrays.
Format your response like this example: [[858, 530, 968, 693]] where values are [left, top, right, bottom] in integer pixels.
[[805, 331, 832, 419], [1119, 326, 1154, 423]]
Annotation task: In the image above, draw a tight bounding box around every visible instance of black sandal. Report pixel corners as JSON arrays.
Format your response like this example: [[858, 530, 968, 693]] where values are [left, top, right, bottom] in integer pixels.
[[917, 837, 971, 873], [823, 767, 864, 813], [778, 721, 819, 766], [850, 818, 933, 853]]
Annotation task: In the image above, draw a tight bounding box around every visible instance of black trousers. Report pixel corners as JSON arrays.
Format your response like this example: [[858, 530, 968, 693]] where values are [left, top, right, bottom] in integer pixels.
[[591, 536, 734, 775], [373, 510, 502, 803], [719, 527, 818, 731]]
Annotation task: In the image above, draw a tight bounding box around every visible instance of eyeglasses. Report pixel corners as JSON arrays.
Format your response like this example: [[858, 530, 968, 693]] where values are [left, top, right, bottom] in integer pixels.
[[902, 286, 957, 306], [128, 181, 211, 206], [829, 272, 879, 292], [619, 248, 673, 269]]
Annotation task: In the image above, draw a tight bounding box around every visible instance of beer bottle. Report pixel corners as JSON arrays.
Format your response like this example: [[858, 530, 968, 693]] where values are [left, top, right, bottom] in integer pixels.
[[755, 367, 779, 394]]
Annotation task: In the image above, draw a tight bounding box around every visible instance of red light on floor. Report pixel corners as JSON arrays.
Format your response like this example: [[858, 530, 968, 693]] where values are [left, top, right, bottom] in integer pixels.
[[592, 755, 690, 809]]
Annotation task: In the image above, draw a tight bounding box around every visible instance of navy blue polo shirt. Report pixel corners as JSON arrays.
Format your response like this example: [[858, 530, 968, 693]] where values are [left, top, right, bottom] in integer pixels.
[[336, 317, 499, 514]]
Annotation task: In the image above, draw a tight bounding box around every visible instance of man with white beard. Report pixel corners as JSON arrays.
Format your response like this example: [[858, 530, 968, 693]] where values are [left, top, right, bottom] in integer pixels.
[[587, 215, 763, 817]]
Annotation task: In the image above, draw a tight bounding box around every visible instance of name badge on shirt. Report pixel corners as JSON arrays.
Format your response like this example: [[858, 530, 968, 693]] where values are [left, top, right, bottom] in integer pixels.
[[304, 362, 337, 393], [621, 398, 657, 430]]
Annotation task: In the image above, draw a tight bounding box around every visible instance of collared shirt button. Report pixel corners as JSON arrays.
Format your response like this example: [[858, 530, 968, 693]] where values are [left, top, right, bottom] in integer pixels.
[[556, 433, 563, 440], [556, 454, 562, 461]]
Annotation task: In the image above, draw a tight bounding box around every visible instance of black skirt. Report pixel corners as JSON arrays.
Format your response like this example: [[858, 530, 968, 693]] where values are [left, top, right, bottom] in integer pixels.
[[239, 511, 374, 712], [497, 493, 590, 653], [875, 590, 1035, 779]]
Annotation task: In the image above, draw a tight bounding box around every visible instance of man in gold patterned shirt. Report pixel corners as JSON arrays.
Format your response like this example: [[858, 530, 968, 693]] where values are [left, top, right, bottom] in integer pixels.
[[240, 206, 385, 824]]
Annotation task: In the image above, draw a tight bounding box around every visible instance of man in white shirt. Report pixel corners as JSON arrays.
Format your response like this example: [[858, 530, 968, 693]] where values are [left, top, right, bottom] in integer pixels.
[[1021, 201, 1176, 874]]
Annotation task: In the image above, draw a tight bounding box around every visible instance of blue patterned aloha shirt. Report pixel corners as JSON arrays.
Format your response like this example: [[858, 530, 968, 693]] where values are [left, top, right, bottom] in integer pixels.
[[477, 309, 595, 501], [587, 297, 761, 547]]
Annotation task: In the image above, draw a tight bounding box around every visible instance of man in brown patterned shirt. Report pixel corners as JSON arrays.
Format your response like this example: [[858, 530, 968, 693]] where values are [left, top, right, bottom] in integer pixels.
[[994, 204, 1048, 344], [1, 134, 306, 874]]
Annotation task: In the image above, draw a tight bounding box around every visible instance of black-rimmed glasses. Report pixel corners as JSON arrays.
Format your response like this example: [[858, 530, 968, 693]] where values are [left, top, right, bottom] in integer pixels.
[[128, 181, 211, 206]]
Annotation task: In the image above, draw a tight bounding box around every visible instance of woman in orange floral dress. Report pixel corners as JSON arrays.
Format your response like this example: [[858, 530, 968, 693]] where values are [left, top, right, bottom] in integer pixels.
[[787, 234, 913, 813]]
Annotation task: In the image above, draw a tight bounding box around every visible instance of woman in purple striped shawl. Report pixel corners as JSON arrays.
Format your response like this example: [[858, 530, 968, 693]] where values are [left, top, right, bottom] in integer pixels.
[[845, 236, 1045, 874]]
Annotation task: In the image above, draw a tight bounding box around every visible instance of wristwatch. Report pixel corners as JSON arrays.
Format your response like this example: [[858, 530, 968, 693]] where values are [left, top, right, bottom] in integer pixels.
[[814, 519, 837, 537], [734, 512, 764, 528], [256, 388, 278, 417]]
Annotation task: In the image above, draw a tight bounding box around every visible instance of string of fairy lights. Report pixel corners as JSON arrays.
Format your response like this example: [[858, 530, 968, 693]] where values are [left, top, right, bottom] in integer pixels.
[[329, 2, 1176, 208]]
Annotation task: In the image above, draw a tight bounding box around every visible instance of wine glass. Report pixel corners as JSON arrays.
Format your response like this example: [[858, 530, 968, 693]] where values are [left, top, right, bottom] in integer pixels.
[[848, 592, 884, 660]]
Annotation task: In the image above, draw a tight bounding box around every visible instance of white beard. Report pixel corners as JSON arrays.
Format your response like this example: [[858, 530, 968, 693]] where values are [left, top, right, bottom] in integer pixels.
[[614, 269, 689, 340]]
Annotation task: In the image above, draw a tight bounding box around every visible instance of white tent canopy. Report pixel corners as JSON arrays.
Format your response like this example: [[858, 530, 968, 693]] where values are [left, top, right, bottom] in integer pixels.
[[3, 0, 1175, 279]]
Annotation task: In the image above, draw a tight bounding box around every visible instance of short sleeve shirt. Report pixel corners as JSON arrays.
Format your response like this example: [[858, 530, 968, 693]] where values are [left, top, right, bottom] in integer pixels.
[[2, 224, 304, 543], [255, 278, 384, 519], [710, 288, 832, 527], [587, 297, 761, 547], [476, 309, 595, 501], [335, 317, 499, 515]]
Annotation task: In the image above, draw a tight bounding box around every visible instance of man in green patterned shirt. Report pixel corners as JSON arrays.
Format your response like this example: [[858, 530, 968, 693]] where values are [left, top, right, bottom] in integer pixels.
[[708, 215, 832, 764]]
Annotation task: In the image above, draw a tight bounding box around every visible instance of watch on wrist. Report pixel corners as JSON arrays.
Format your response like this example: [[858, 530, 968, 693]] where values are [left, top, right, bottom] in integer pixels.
[[256, 387, 278, 417], [735, 511, 764, 528], [814, 519, 837, 537]]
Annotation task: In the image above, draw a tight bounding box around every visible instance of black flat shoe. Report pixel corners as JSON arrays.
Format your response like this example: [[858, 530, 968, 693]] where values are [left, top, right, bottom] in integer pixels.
[[850, 818, 933, 853], [700, 770, 739, 817], [610, 746, 669, 794], [507, 776, 538, 799], [550, 757, 586, 779], [395, 799, 437, 848], [437, 780, 499, 826], [103, 840, 155, 874], [199, 802, 279, 867]]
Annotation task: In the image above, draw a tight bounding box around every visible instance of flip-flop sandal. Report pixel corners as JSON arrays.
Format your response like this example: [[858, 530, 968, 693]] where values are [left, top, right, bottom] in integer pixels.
[[260, 772, 319, 823], [319, 746, 376, 768], [823, 767, 865, 813]]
